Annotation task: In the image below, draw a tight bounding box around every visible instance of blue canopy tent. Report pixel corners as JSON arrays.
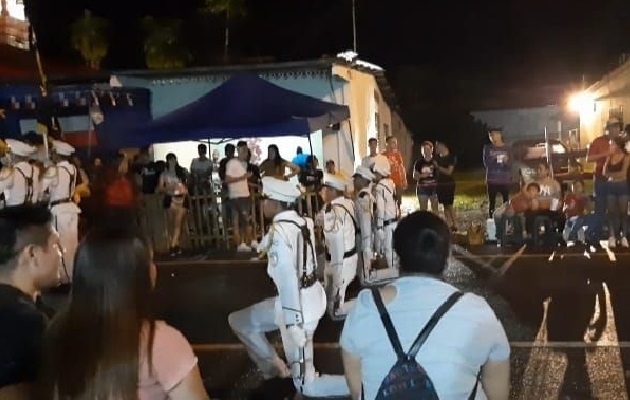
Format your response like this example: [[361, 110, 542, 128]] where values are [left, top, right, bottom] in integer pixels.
[[122, 73, 350, 148]]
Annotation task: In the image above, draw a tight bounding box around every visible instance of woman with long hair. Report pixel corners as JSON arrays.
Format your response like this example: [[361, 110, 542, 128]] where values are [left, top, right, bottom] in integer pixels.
[[259, 144, 300, 180], [158, 153, 189, 256], [39, 227, 208, 400], [603, 136, 630, 248]]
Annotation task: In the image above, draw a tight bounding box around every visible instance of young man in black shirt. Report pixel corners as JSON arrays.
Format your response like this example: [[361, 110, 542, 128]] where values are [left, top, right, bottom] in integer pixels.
[[0, 205, 62, 399]]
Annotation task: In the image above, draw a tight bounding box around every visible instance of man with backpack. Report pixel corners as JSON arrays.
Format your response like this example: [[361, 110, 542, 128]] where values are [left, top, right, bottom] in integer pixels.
[[228, 177, 349, 398], [340, 211, 510, 400]]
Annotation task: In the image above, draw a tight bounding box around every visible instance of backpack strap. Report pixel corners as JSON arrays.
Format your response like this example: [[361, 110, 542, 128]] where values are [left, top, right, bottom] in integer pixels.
[[407, 291, 464, 359], [370, 287, 406, 360]]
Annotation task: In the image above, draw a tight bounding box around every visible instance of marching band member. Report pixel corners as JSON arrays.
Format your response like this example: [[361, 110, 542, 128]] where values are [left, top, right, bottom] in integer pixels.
[[320, 174, 358, 320], [371, 155, 400, 281], [0, 139, 41, 207], [352, 165, 376, 285], [42, 140, 81, 283], [228, 177, 349, 397]]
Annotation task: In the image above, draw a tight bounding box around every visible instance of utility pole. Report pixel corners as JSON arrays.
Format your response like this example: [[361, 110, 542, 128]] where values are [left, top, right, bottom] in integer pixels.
[[352, 0, 357, 53]]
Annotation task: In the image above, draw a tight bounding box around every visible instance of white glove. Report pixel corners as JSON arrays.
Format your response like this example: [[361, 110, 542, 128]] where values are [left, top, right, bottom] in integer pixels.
[[287, 325, 307, 348]]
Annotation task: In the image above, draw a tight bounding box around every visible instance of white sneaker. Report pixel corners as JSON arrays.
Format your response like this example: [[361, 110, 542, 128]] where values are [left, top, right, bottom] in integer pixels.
[[250, 240, 260, 251], [621, 237, 629, 248], [608, 237, 617, 249], [236, 243, 251, 252]]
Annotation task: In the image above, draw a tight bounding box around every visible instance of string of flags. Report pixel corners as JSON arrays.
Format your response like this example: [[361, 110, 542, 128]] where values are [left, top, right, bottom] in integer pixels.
[[3, 89, 139, 111]]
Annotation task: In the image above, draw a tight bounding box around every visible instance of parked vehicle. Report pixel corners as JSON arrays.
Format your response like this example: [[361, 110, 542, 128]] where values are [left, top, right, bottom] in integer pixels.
[[511, 139, 590, 187]]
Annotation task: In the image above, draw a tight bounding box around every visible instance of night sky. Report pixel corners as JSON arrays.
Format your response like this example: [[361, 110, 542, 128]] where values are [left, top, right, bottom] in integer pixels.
[[27, 0, 630, 107]]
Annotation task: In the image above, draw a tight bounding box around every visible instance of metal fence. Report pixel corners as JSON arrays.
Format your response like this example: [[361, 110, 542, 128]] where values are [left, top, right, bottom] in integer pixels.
[[139, 188, 324, 253]]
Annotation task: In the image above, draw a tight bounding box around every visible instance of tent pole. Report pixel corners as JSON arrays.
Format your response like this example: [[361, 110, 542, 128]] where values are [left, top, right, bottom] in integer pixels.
[[307, 132, 314, 160]]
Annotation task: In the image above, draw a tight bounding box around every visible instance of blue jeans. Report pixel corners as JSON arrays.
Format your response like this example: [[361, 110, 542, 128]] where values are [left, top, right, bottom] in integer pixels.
[[590, 178, 608, 241]]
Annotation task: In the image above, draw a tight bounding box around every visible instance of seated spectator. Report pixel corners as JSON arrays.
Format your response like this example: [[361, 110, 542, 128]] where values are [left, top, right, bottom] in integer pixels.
[[563, 180, 588, 220], [563, 195, 596, 243], [493, 182, 540, 242], [0, 205, 61, 399], [39, 226, 208, 400], [340, 211, 510, 400], [524, 162, 565, 239]]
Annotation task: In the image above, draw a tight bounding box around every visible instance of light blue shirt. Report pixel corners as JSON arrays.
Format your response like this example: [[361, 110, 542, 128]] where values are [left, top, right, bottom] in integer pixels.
[[340, 276, 510, 400]]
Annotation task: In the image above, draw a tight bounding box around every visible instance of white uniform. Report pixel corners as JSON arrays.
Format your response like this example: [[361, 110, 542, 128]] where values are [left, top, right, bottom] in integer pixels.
[[371, 153, 399, 277], [355, 185, 375, 284], [0, 161, 41, 207], [228, 209, 349, 397], [322, 196, 359, 318], [42, 159, 81, 283]]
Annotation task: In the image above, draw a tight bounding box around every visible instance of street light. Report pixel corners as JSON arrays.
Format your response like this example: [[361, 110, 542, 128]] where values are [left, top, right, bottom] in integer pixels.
[[568, 91, 595, 114]]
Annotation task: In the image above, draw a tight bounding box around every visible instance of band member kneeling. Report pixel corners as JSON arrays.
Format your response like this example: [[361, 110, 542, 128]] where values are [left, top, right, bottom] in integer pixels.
[[228, 177, 349, 398]]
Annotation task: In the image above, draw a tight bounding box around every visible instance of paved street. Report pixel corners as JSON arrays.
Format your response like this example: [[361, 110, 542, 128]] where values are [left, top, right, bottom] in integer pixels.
[[149, 244, 630, 399]]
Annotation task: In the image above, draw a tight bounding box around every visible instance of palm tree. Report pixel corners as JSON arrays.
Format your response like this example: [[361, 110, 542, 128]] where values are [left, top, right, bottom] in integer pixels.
[[70, 10, 109, 70], [200, 0, 246, 61], [141, 17, 191, 69]]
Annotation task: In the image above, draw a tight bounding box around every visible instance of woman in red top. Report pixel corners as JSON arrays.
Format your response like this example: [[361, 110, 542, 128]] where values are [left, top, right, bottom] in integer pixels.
[[104, 155, 138, 226]]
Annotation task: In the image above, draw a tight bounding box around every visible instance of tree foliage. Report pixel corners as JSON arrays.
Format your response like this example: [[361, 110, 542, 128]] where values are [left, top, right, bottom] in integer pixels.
[[70, 10, 109, 70], [200, 0, 247, 59], [141, 17, 191, 69]]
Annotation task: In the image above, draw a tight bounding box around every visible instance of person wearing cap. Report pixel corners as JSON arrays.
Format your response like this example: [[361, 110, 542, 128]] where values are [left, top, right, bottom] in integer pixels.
[[0, 139, 41, 208], [41, 140, 81, 284], [320, 173, 359, 320], [228, 177, 349, 397], [371, 155, 400, 279], [586, 118, 623, 243], [353, 165, 377, 285]]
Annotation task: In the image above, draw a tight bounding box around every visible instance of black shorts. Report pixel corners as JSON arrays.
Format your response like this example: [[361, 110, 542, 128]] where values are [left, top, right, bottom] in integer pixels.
[[436, 182, 455, 206], [163, 195, 190, 209]]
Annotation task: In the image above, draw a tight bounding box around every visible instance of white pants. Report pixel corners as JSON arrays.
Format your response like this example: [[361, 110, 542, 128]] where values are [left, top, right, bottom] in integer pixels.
[[324, 254, 358, 318], [369, 224, 399, 285], [228, 291, 349, 397], [52, 207, 80, 283]]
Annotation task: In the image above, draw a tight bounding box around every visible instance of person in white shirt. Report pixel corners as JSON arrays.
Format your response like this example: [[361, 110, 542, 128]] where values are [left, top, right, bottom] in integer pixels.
[[0, 139, 41, 207], [225, 141, 258, 252], [341, 211, 510, 400], [361, 138, 379, 168]]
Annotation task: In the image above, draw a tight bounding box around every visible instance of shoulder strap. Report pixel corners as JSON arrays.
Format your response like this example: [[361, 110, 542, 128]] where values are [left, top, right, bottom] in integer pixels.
[[370, 287, 406, 360], [14, 166, 34, 203], [333, 203, 359, 232], [407, 291, 464, 358], [275, 218, 316, 281], [59, 165, 77, 196]]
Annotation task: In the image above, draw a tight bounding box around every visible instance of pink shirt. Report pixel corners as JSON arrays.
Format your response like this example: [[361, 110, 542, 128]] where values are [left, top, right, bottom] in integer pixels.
[[138, 321, 198, 399]]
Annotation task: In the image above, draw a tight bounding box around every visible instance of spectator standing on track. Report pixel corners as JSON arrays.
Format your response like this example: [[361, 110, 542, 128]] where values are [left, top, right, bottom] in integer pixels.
[[361, 138, 379, 168], [586, 118, 622, 243], [603, 136, 630, 248], [483, 129, 513, 218], [158, 153, 189, 256], [413, 141, 438, 214], [434, 141, 457, 231], [382, 136, 408, 206]]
